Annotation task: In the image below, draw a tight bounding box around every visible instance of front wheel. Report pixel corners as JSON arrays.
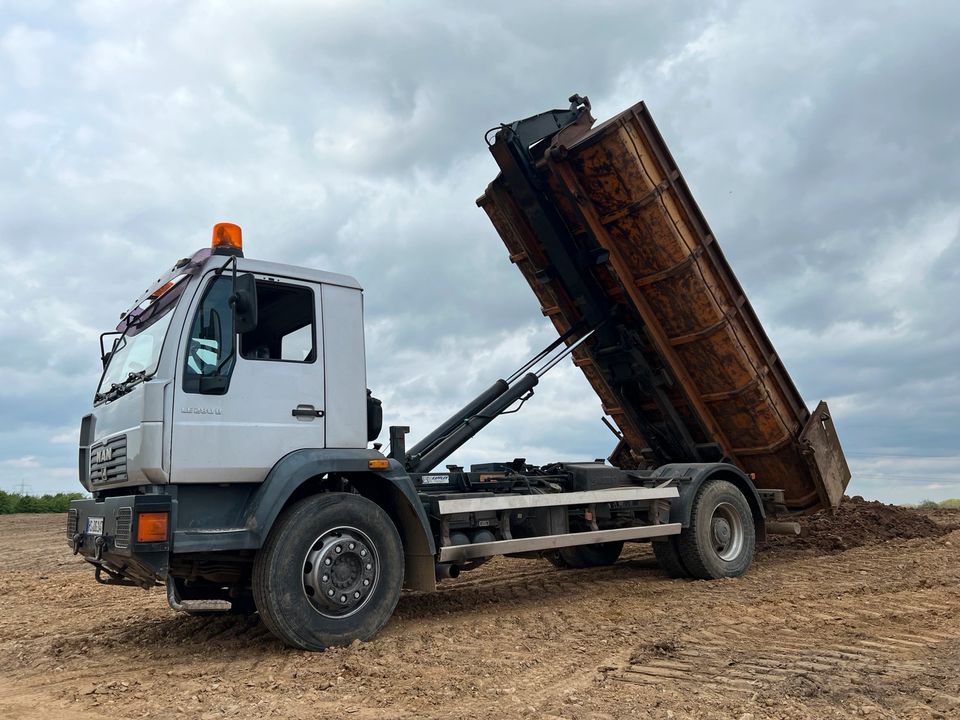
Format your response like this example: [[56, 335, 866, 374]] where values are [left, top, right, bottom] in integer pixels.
[[676, 479, 755, 579], [252, 492, 404, 650]]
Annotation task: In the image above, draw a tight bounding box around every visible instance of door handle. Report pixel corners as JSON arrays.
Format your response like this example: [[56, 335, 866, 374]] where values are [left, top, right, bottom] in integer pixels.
[[292, 405, 325, 419]]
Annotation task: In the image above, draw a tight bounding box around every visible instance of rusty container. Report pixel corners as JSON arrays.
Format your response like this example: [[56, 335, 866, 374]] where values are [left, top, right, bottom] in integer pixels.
[[479, 100, 849, 513]]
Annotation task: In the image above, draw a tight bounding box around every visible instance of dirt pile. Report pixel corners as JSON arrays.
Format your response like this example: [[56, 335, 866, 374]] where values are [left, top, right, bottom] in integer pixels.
[[764, 495, 954, 555]]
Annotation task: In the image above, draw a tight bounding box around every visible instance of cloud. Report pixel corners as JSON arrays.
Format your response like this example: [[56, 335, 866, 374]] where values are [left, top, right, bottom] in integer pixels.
[[2, 456, 41, 469], [49, 427, 79, 445], [0, 0, 958, 503], [0, 23, 55, 88], [846, 453, 960, 504]]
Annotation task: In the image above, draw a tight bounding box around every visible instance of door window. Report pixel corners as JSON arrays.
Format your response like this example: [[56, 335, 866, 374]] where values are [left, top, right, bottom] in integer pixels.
[[240, 282, 316, 363], [183, 275, 235, 394]]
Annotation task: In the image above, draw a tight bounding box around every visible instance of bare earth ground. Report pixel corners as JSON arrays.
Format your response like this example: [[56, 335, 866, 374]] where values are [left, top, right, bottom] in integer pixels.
[[1, 502, 958, 720]]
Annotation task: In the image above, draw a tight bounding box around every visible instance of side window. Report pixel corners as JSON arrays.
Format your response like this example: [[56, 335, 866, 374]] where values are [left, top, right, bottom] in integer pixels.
[[240, 282, 316, 363], [183, 275, 236, 393]]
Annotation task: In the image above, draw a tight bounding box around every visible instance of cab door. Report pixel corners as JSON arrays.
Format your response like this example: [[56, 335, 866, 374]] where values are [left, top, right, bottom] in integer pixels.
[[171, 272, 325, 484]]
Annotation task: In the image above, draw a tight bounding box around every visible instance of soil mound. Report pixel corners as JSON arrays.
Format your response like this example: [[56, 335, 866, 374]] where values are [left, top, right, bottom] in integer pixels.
[[763, 495, 952, 555]]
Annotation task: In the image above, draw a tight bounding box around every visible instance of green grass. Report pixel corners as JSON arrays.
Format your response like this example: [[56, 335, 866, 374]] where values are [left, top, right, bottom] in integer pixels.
[[915, 498, 960, 510], [0, 490, 87, 514]]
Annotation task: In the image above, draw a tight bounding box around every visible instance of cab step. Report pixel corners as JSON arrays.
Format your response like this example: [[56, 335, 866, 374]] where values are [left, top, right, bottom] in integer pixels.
[[165, 577, 232, 613]]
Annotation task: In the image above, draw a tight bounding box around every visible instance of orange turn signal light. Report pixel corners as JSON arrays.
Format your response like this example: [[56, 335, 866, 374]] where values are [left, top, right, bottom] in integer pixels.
[[368, 459, 391, 471], [148, 274, 187, 300], [149, 280, 175, 299], [211, 222, 243, 254], [137, 511, 169, 543]]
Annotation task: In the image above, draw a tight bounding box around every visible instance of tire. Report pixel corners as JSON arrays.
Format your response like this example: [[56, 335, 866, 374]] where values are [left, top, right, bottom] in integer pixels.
[[652, 536, 690, 578], [677, 479, 755, 580], [548, 541, 624, 569], [252, 492, 404, 650]]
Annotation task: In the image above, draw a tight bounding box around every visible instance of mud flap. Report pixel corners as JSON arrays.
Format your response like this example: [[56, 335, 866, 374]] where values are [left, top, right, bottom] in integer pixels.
[[799, 401, 851, 510]]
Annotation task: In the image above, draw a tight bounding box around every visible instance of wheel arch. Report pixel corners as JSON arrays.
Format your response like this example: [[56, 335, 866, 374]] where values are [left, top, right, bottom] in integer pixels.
[[245, 449, 437, 591], [652, 462, 766, 543]]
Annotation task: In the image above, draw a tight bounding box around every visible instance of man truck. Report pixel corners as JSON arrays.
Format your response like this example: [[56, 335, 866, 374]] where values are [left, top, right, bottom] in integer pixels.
[[67, 95, 849, 650]]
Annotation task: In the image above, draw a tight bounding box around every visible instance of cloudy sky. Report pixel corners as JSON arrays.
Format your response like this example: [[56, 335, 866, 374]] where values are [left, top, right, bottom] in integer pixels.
[[1, 0, 958, 504]]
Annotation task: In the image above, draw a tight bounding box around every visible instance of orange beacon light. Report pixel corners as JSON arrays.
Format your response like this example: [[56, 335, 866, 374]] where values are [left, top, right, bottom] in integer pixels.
[[211, 222, 243, 257]]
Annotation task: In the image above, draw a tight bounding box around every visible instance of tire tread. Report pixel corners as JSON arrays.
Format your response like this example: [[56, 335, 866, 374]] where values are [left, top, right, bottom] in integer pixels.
[[252, 492, 403, 650], [676, 479, 755, 580]]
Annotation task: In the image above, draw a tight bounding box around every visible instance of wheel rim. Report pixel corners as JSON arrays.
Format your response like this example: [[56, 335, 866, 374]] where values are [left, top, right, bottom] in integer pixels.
[[709, 502, 745, 562], [302, 526, 379, 618]]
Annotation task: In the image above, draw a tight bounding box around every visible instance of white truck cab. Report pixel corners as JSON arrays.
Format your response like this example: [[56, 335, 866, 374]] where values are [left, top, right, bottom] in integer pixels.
[[84, 229, 371, 492]]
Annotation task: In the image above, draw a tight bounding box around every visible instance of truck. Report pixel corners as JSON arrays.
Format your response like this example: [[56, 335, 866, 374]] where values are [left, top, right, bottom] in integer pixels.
[[67, 95, 850, 651]]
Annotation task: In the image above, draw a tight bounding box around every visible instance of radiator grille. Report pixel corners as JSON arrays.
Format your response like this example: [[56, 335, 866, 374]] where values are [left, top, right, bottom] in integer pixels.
[[89, 434, 128, 485], [66, 508, 79, 538], [114, 507, 133, 548]]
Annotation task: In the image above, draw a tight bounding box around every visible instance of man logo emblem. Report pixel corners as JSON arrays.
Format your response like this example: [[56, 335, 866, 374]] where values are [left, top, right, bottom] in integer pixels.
[[94, 447, 113, 464]]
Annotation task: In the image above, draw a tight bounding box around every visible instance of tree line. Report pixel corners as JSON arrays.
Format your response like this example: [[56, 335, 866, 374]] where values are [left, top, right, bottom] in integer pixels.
[[0, 490, 88, 514]]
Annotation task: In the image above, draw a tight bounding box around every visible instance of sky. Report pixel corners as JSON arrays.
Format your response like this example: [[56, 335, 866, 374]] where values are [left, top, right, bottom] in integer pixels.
[[1, 0, 958, 504]]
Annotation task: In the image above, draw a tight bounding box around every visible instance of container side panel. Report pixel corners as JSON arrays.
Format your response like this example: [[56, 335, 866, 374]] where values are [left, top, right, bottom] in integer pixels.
[[481, 99, 851, 512]]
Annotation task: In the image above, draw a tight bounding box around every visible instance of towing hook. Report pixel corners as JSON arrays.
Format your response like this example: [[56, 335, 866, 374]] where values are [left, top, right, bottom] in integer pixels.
[[94, 536, 106, 562], [72, 533, 83, 555]]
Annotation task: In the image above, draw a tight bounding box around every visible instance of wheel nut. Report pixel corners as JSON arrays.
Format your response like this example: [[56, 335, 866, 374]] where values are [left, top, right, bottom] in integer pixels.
[[324, 557, 332, 565], [348, 542, 356, 550], [335, 545, 342, 553], [360, 549, 366, 557], [340, 595, 347, 603], [354, 591, 360, 599], [327, 589, 334, 597], [365, 563, 372, 571], [321, 574, 329, 583], [362, 579, 369, 586]]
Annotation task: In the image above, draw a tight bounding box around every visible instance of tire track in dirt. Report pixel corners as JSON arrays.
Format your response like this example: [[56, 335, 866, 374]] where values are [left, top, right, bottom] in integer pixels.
[[613, 542, 960, 718]]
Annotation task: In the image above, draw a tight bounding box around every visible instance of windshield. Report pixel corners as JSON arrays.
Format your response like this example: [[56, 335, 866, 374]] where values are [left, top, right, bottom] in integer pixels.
[[94, 250, 214, 403], [97, 304, 177, 399]]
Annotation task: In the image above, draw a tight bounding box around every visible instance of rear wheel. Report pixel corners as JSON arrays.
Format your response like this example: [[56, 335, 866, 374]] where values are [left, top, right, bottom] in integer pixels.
[[253, 492, 403, 650], [548, 541, 624, 568], [677, 479, 755, 579]]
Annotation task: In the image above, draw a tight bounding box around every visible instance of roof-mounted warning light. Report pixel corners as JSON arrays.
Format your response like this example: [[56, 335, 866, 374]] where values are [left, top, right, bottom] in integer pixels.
[[211, 222, 243, 257]]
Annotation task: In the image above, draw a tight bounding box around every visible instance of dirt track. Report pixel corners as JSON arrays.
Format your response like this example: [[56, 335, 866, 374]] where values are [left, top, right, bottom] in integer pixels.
[[1, 506, 959, 720]]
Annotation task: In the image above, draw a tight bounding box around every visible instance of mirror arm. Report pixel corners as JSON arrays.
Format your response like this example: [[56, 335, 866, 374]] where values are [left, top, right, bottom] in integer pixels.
[[99, 331, 122, 366], [213, 254, 236, 277]]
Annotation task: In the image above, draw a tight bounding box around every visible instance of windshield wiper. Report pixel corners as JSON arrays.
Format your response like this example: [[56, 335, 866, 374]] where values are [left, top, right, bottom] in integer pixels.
[[96, 371, 150, 404]]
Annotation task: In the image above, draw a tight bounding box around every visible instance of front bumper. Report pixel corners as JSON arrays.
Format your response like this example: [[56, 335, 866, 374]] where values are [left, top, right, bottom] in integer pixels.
[[67, 494, 172, 587]]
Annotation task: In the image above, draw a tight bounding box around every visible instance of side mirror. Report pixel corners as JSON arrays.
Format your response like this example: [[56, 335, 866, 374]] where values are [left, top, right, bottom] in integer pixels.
[[198, 375, 230, 395], [232, 273, 258, 334]]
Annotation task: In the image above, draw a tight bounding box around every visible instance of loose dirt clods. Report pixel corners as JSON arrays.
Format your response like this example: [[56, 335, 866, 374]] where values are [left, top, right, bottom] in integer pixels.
[[1, 506, 958, 719], [764, 495, 955, 555]]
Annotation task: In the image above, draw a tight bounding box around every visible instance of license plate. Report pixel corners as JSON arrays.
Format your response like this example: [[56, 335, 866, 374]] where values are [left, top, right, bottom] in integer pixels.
[[86, 517, 104, 536]]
